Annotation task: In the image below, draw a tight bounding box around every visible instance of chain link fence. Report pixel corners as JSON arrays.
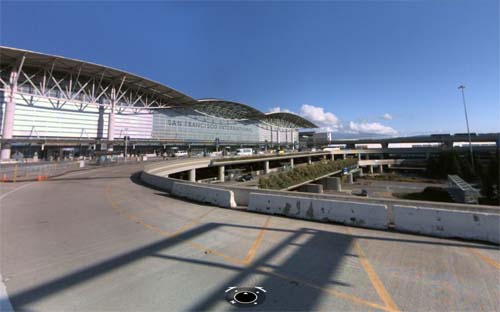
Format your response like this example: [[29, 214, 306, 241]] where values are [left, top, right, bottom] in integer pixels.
[[0, 156, 162, 182]]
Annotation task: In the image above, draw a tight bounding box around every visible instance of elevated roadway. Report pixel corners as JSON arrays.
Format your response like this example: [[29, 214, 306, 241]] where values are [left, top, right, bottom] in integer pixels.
[[1, 162, 499, 311], [330, 133, 500, 147]]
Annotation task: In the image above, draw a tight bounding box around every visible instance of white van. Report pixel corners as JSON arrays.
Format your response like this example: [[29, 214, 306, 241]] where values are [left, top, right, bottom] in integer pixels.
[[235, 148, 253, 156]]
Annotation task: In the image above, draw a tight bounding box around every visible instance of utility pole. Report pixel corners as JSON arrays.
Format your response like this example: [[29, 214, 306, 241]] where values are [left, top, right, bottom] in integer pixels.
[[458, 85, 474, 170]]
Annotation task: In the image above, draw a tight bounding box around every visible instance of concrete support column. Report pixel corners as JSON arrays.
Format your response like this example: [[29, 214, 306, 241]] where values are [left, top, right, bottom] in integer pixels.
[[346, 173, 354, 184], [323, 155, 327, 160], [341, 154, 346, 160], [379, 165, 383, 174], [290, 158, 294, 168], [264, 161, 270, 174], [369, 165, 374, 174], [291, 130, 295, 150], [1, 71, 18, 161], [107, 88, 116, 151], [358, 153, 361, 160], [189, 169, 196, 182], [218, 165, 225, 182], [325, 177, 341, 191], [308, 157, 312, 165], [331, 154, 335, 161]]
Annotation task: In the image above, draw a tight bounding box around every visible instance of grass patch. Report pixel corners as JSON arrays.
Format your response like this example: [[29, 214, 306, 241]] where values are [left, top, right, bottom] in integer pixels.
[[258, 159, 358, 190], [393, 186, 454, 203]]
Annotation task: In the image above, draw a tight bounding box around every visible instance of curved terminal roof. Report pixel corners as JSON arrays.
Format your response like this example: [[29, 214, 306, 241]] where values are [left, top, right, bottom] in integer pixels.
[[265, 112, 318, 129], [0, 46, 195, 107], [0, 46, 318, 128], [193, 99, 266, 120]]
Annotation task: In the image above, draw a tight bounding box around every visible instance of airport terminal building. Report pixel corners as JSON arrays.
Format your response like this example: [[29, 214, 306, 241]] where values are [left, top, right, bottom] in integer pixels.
[[0, 47, 316, 160]]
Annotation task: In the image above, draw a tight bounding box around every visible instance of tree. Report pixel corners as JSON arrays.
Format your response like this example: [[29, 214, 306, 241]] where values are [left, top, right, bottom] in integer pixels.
[[481, 156, 499, 204]]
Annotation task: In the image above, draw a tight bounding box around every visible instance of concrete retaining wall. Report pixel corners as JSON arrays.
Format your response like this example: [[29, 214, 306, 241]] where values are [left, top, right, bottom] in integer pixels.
[[323, 177, 341, 191], [297, 184, 323, 193], [394, 205, 500, 244], [248, 193, 388, 229], [172, 182, 237, 209]]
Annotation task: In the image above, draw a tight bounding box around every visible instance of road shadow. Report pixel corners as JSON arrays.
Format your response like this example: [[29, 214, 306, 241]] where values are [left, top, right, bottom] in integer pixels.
[[7, 220, 498, 311], [8, 223, 354, 312]]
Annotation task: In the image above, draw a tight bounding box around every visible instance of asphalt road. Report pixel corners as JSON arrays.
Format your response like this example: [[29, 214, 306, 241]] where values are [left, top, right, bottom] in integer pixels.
[[1, 163, 499, 311], [337, 179, 447, 199]]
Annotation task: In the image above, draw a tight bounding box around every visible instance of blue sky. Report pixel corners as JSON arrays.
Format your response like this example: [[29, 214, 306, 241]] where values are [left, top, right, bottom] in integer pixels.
[[1, 0, 498, 137]]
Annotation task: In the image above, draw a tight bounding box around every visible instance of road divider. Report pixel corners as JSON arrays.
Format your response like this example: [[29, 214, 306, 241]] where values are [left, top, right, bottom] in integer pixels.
[[248, 193, 388, 229], [171, 182, 237, 208], [393, 205, 500, 244]]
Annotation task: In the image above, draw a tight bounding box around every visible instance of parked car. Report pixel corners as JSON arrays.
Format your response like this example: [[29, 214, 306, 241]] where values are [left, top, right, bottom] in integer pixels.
[[174, 151, 188, 157], [352, 189, 368, 197], [236, 148, 253, 156], [209, 151, 223, 157], [236, 173, 253, 182]]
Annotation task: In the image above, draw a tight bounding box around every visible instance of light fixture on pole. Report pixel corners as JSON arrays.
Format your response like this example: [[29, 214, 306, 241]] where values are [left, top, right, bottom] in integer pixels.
[[457, 85, 474, 170]]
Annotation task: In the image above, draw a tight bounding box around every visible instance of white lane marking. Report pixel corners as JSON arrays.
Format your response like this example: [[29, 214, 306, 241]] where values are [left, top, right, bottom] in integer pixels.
[[0, 272, 13, 312], [0, 182, 36, 201]]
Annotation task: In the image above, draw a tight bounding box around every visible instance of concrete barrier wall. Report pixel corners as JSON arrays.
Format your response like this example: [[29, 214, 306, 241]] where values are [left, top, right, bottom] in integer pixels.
[[141, 160, 500, 244], [172, 182, 237, 209], [140, 171, 175, 192], [394, 205, 500, 244], [248, 193, 388, 229]]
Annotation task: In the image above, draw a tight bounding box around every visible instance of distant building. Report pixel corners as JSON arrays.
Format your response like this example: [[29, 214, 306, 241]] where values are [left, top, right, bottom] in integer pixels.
[[298, 131, 333, 149]]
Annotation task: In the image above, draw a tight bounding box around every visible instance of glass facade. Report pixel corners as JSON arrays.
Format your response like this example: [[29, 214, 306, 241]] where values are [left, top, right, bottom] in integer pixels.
[[152, 108, 260, 142]]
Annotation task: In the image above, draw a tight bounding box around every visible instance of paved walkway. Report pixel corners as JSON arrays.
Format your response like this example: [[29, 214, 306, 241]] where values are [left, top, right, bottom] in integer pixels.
[[1, 164, 498, 311]]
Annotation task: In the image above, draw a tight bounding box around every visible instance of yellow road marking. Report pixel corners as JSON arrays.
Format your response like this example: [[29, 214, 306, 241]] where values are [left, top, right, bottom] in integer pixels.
[[244, 216, 272, 264], [105, 184, 394, 311], [348, 228, 399, 312], [105, 185, 244, 264], [467, 248, 500, 270], [258, 266, 395, 312]]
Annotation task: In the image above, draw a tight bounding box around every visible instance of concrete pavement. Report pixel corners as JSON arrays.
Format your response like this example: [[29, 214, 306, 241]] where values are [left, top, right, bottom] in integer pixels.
[[1, 163, 499, 311]]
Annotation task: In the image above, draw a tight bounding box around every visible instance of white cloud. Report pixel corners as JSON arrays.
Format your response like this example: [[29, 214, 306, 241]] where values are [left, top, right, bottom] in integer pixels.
[[382, 113, 393, 120], [268, 106, 291, 113], [299, 104, 340, 130], [347, 121, 397, 136], [269, 103, 398, 136]]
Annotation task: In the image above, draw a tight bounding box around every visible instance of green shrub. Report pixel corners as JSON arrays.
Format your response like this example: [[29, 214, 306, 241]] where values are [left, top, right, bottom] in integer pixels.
[[258, 158, 357, 190]]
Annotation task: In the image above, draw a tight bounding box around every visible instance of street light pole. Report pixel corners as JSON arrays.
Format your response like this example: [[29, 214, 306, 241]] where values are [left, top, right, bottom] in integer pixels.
[[458, 85, 474, 170]]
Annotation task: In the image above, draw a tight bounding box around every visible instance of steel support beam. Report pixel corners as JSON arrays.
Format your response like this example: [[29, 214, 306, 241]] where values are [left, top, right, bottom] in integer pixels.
[[107, 88, 116, 151], [1, 70, 20, 160]]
